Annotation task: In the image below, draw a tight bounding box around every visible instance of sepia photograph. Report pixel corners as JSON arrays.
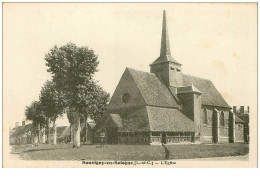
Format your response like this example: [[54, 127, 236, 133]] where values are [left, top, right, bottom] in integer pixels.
[[2, 2, 257, 168]]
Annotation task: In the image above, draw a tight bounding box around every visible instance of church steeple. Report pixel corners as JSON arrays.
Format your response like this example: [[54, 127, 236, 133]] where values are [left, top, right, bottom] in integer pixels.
[[160, 10, 171, 60], [151, 10, 181, 65], [150, 10, 183, 88]]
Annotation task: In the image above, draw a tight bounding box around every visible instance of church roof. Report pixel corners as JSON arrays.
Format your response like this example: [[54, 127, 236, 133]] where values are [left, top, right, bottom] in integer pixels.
[[182, 74, 231, 108], [127, 67, 230, 109], [120, 106, 198, 132], [127, 68, 179, 108], [177, 84, 202, 94], [105, 114, 122, 128]]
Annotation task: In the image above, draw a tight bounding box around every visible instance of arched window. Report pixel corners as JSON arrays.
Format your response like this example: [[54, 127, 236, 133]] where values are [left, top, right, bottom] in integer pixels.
[[203, 109, 207, 125], [220, 111, 225, 126]]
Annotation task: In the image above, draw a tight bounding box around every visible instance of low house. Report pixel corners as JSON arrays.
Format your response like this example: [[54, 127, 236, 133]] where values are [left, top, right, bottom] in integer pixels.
[[48, 126, 67, 143], [58, 122, 96, 144], [9, 122, 34, 145]]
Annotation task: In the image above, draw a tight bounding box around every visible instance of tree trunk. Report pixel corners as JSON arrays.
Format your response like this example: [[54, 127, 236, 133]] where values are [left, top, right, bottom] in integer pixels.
[[42, 127, 46, 143], [37, 123, 40, 144], [73, 112, 81, 147], [46, 118, 51, 144], [53, 120, 57, 145], [84, 117, 88, 144], [85, 121, 88, 143], [70, 124, 73, 143], [31, 133, 34, 144]]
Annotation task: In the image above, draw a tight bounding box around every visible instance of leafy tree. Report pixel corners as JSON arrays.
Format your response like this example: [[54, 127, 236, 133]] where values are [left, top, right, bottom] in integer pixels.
[[88, 83, 109, 123], [80, 81, 109, 143], [25, 101, 47, 144], [45, 43, 109, 147], [39, 80, 66, 144]]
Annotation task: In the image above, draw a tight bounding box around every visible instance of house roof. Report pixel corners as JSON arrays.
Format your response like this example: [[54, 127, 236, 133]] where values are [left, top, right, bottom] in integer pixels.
[[88, 122, 96, 129], [10, 124, 33, 138], [50, 126, 67, 136], [59, 126, 70, 139], [120, 106, 198, 132], [127, 68, 179, 108], [182, 74, 231, 108]]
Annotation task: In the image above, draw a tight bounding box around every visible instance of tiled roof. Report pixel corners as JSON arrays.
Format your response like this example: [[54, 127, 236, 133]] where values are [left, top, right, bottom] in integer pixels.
[[120, 106, 198, 132], [177, 84, 202, 94], [182, 74, 231, 108], [105, 114, 122, 128], [10, 124, 33, 138], [127, 68, 179, 108]]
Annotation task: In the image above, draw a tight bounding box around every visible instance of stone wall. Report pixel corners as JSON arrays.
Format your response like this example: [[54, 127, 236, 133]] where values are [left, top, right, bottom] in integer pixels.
[[235, 123, 244, 142], [200, 106, 235, 143]]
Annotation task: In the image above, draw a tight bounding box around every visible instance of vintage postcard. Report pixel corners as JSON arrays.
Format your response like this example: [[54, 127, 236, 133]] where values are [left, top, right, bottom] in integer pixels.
[[2, 3, 257, 168]]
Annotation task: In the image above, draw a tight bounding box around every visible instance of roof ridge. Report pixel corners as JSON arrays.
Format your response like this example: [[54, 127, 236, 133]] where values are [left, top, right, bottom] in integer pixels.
[[182, 73, 211, 82], [126, 67, 154, 76]]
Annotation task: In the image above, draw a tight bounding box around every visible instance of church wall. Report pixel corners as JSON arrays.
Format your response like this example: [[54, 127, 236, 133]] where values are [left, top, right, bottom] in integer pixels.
[[107, 69, 146, 111], [200, 108, 213, 143], [200, 106, 230, 143], [117, 132, 198, 145], [168, 63, 183, 87], [219, 110, 229, 143], [178, 93, 194, 121], [118, 132, 150, 145], [150, 63, 170, 86]]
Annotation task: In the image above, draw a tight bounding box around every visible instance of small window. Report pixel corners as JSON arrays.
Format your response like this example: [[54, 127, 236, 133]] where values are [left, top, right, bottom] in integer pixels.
[[220, 111, 225, 126], [122, 93, 131, 103], [203, 109, 208, 125], [152, 132, 160, 136], [177, 69, 181, 72]]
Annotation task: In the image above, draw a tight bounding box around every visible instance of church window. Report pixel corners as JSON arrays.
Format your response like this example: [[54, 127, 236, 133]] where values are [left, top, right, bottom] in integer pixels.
[[122, 93, 131, 103], [220, 111, 225, 126], [203, 109, 207, 125]]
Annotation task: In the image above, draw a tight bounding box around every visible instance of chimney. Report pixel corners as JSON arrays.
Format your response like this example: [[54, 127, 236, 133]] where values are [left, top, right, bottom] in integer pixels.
[[233, 106, 237, 114], [240, 106, 244, 114], [22, 121, 25, 126], [15, 122, 19, 127]]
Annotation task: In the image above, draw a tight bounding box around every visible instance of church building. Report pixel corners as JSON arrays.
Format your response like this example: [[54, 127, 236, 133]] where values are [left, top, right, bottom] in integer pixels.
[[95, 11, 245, 145]]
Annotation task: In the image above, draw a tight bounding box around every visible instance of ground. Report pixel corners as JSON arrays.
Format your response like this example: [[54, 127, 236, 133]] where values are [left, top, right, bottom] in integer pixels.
[[10, 143, 249, 161]]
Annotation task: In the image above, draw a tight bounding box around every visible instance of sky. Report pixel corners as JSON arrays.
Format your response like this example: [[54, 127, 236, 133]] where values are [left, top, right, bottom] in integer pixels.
[[3, 3, 257, 128]]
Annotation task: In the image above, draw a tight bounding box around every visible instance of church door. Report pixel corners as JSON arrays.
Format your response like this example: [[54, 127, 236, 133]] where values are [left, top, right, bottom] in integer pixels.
[[162, 133, 167, 144], [107, 128, 118, 144]]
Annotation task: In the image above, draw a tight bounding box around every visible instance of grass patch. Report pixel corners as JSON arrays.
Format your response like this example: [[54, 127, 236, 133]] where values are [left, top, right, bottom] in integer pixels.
[[11, 143, 249, 161]]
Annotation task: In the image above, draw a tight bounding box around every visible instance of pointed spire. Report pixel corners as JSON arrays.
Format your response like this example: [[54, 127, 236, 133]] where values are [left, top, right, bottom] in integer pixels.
[[160, 10, 171, 58], [151, 10, 181, 65]]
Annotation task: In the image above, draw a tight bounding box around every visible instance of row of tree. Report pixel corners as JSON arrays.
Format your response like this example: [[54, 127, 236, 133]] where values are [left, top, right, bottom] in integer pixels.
[[25, 43, 109, 147]]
